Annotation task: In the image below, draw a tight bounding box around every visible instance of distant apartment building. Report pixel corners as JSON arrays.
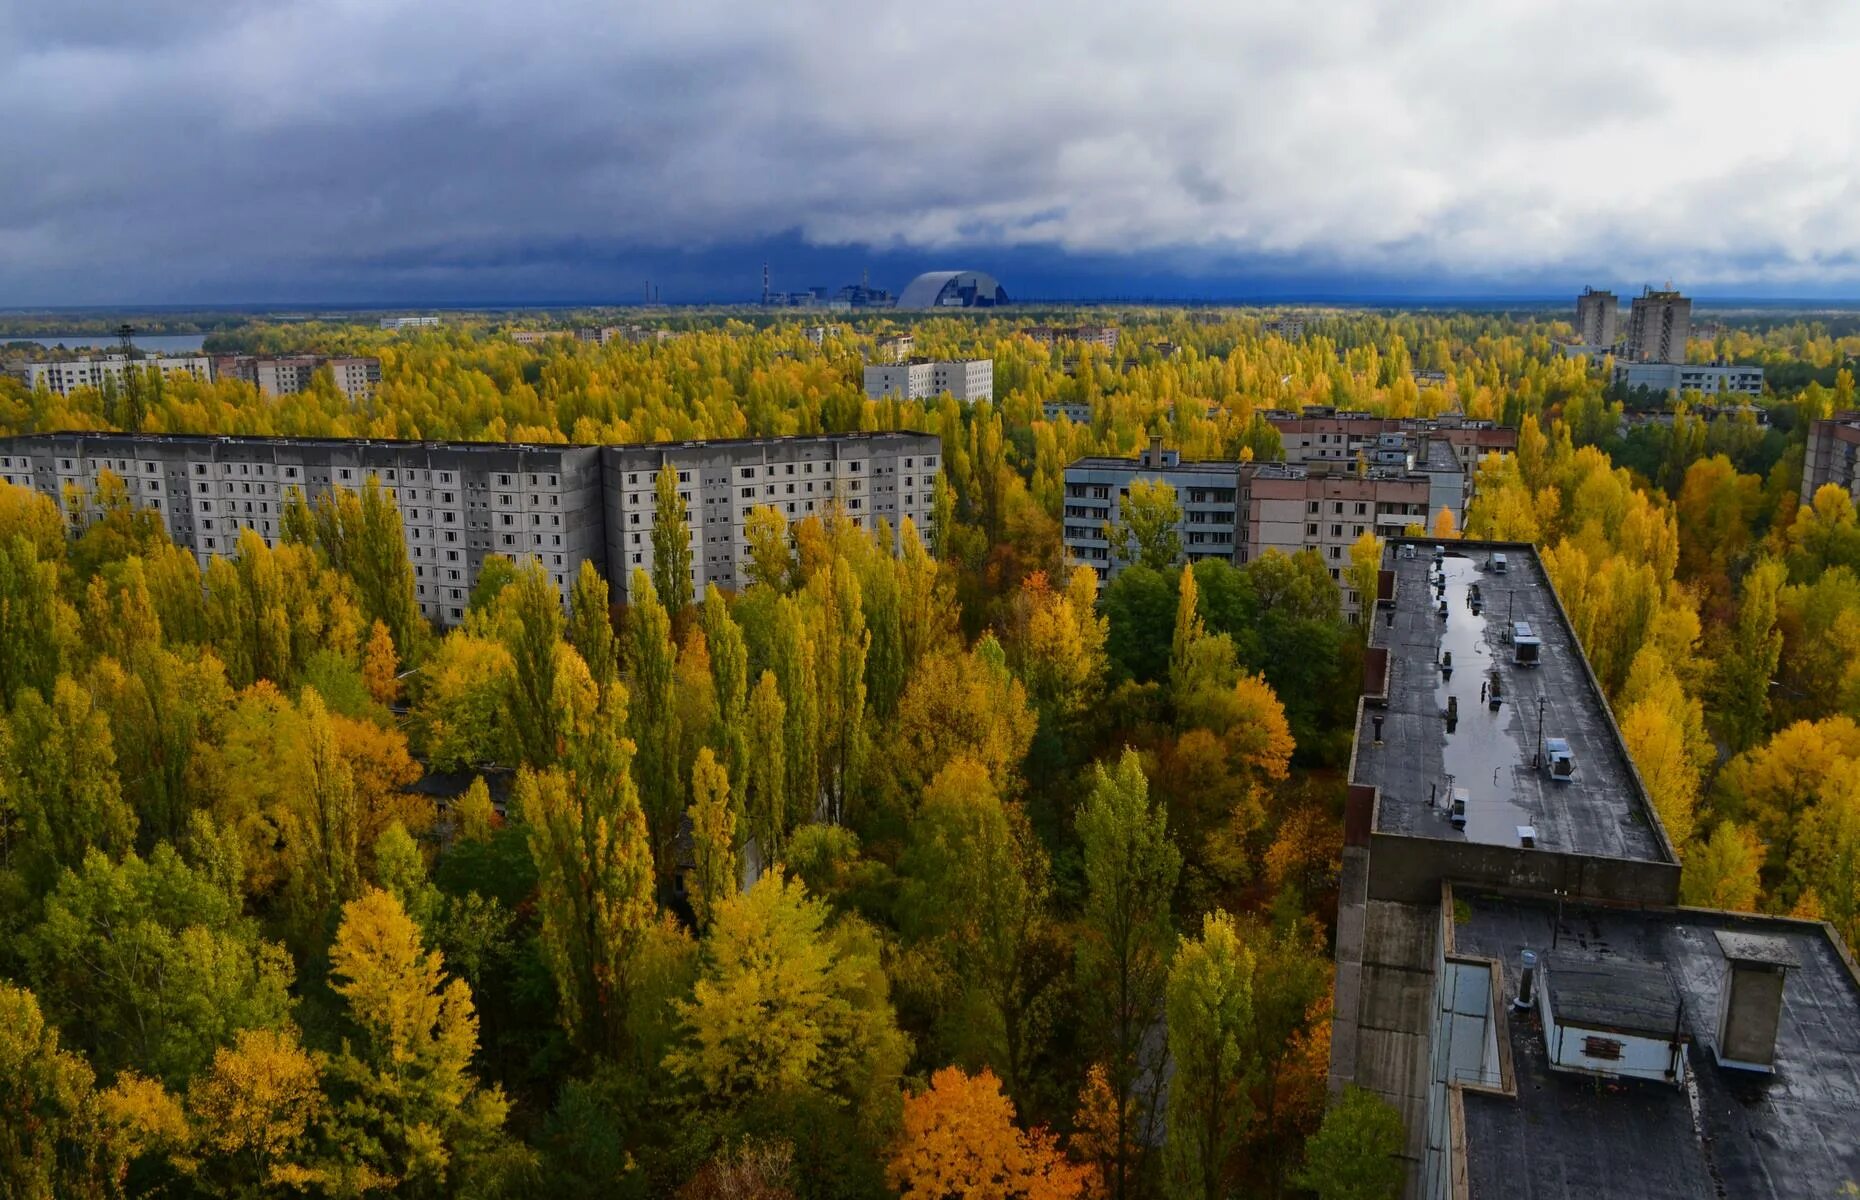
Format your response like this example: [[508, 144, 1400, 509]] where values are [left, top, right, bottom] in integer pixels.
[[862, 359, 993, 403], [509, 330, 566, 346], [1613, 359, 1762, 397], [1262, 406, 1517, 481], [1026, 324, 1119, 351], [1575, 287, 1619, 350], [1624, 287, 1691, 364], [875, 333, 914, 362], [213, 355, 383, 403], [9, 354, 213, 397], [1802, 411, 1860, 504], [1060, 439, 1435, 616], [0, 431, 937, 626], [802, 325, 835, 348], [1261, 315, 1307, 340], [379, 315, 443, 331]]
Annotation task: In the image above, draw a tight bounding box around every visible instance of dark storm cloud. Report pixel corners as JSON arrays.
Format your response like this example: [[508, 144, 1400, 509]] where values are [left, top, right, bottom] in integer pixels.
[[4, 0, 1860, 303]]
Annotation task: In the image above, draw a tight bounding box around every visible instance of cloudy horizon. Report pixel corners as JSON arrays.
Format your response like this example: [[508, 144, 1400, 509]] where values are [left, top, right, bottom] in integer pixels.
[[7, 0, 1860, 305]]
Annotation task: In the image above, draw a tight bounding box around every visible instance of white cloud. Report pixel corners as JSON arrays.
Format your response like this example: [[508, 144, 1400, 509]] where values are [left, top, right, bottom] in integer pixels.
[[3, 0, 1860, 300]]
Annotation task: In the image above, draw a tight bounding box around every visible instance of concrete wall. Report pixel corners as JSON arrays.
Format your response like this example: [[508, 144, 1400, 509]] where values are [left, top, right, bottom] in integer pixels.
[[1364, 831, 1680, 907]]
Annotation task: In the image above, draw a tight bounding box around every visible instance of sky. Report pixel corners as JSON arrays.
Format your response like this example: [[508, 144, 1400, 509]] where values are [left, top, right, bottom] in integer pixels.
[[7, 0, 1860, 306]]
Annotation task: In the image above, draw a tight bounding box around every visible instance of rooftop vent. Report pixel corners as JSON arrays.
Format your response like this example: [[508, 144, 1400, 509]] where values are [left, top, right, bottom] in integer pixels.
[[1711, 930, 1798, 1073]]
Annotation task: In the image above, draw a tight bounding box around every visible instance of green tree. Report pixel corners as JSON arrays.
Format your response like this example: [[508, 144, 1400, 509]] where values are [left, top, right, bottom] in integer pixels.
[[0, 982, 119, 1200], [23, 844, 295, 1086], [281, 688, 362, 945], [1111, 479, 1183, 572], [627, 568, 683, 881], [1679, 820, 1764, 911], [499, 562, 566, 766], [899, 757, 1056, 1102], [1293, 1086, 1405, 1200], [523, 688, 658, 1056], [567, 560, 618, 697], [811, 557, 869, 824], [744, 669, 789, 863], [0, 535, 75, 704], [688, 748, 738, 931], [653, 462, 695, 615], [1076, 749, 1181, 1200], [665, 869, 907, 1123], [7, 675, 135, 891], [1163, 911, 1256, 1200], [1715, 559, 1786, 754], [701, 584, 751, 790], [771, 595, 820, 831]]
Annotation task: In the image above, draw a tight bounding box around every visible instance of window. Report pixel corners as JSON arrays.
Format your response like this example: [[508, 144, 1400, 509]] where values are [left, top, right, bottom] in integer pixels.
[[1581, 1036, 1623, 1061]]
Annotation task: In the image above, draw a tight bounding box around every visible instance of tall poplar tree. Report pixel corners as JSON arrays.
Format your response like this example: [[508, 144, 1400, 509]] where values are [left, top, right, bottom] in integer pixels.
[[744, 669, 788, 863], [567, 560, 618, 697], [1076, 749, 1181, 1200], [700, 584, 750, 789], [627, 568, 682, 880], [522, 688, 656, 1056], [652, 462, 694, 615]]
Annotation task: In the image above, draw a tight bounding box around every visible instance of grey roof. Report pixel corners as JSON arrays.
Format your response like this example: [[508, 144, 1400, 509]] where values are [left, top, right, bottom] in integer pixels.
[[894, 270, 1008, 310], [1543, 954, 1684, 1038], [1453, 890, 1860, 1200], [1356, 541, 1669, 860]]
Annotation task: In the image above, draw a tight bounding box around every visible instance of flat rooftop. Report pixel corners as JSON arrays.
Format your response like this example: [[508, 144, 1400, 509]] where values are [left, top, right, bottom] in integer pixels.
[[1452, 889, 1860, 1200], [1356, 541, 1668, 862], [1422, 438, 1461, 473]]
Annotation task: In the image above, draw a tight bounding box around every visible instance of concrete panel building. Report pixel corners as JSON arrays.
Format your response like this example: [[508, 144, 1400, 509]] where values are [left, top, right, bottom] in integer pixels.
[[1059, 439, 1439, 617], [862, 359, 993, 403], [0, 430, 938, 626], [1574, 286, 1618, 349], [9, 354, 213, 397], [602, 432, 937, 602], [1328, 538, 1860, 1199], [1261, 409, 1517, 480], [1801, 410, 1860, 504], [212, 355, 383, 403], [1624, 287, 1691, 364]]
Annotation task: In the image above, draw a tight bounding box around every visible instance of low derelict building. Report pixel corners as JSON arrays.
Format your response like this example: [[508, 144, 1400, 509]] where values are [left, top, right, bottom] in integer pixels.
[[1330, 538, 1860, 1198], [0, 431, 939, 625]]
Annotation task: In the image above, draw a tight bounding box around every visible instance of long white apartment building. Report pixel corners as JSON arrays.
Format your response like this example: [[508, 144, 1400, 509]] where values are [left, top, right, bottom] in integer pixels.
[[0, 431, 939, 626], [862, 358, 993, 403], [9, 354, 213, 397]]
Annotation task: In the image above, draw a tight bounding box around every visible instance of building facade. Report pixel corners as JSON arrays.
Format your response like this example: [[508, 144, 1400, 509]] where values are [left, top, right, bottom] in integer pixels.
[[1262, 408, 1518, 480], [212, 355, 383, 403], [379, 315, 443, 331], [1612, 360, 1762, 397], [1060, 439, 1437, 617], [1624, 287, 1691, 364], [9, 354, 213, 397], [1802, 411, 1860, 504], [862, 359, 993, 403], [0, 431, 938, 626], [1575, 286, 1619, 349]]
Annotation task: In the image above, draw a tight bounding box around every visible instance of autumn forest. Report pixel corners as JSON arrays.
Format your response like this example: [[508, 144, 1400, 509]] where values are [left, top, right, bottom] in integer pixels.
[[2, 308, 1859, 1199]]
